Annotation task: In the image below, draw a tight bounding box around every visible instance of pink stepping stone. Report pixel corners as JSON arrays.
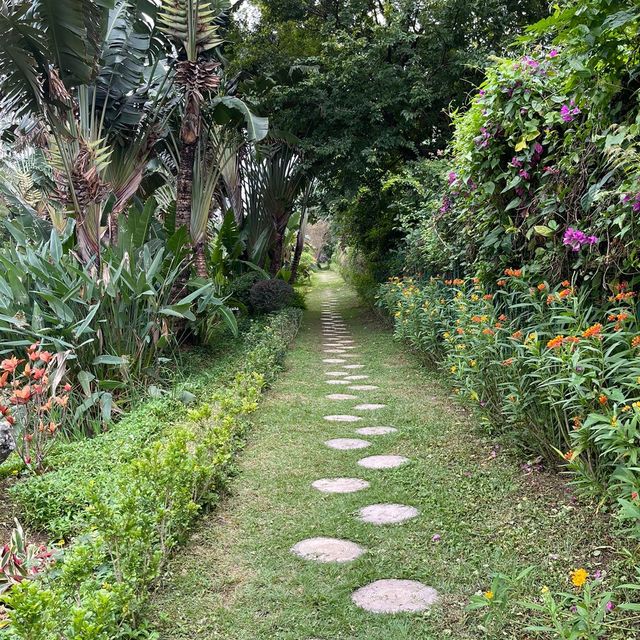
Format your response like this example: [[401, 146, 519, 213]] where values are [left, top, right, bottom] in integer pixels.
[[356, 426, 397, 436], [324, 414, 362, 422], [324, 438, 371, 450], [358, 455, 409, 469], [355, 403, 387, 410], [358, 504, 418, 525], [292, 537, 365, 563], [312, 478, 370, 493], [352, 579, 439, 613]]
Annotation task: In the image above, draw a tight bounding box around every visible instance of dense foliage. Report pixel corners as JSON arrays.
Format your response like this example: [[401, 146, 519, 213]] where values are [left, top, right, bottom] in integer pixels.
[[2, 309, 301, 639]]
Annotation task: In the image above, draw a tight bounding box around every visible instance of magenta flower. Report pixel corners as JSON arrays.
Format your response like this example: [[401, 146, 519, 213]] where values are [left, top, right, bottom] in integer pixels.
[[510, 157, 523, 168], [448, 171, 457, 185], [561, 101, 581, 122], [606, 601, 615, 612], [549, 49, 559, 58], [519, 170, 530, 180], [563, 227, 598, 251], [431, 534, 441, 542]]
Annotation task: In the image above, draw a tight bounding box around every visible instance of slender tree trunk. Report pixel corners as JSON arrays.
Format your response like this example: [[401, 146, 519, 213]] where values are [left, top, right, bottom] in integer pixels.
[[289, 229, 304, 284], [175, 138, 197, 233], [194, 241, 208, 277], [269, 229, 285, 276]]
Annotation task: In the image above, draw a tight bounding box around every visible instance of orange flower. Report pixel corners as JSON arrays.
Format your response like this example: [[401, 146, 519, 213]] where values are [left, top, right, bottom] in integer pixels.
[[565, 336, 580, 345], [483, 294, 493, 301], [504, 268, 522, 278], [38, 351, 53, 364], [456, 328, 464, 335], [598, 394, 608, 406], [482, 328, 495, 336], [572, 416, 582, 430], [582, 323, 603, 339], [498, 314, 507, 321], [28, 351, 39, 361], [495, 322, 503, 329], [564, 450, 574, 461], [54, 395, 69, 408], [559, 288, 572, 299], [547, 335, 565, 349], [561, 280, 571, 288], [452, 278, 465, 286], [1, 356, 23, 373], [0, 371, 8, 388], [48, 421, 57, 434], [32, 368, 45, 381], [632, 336, 640, 348], [502, 358, 514, 366], [537, 283, 547, 291], [12, 385, 32, 404], [471, 315, 483, 323], [497, 279, 507, 287], [63, 383, 72, 392], [511, 330, 523, 340], [546, 294, 556, 305]]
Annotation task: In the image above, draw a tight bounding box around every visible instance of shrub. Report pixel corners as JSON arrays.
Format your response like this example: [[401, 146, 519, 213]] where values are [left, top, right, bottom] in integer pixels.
[[378, 274, 640, 529], [0, 224, 234, 432], [228, 271, 262, 310], [1, 308, 302, 639], [249, 278, 295, 313]]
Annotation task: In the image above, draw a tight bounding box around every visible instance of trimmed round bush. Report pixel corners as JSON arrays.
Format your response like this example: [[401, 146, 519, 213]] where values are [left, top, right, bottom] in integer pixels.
[[249, 279, 295, 314]]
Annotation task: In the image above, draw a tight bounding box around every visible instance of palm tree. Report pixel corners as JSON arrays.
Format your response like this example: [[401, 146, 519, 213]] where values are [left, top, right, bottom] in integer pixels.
[[157, 0, 224, 240]]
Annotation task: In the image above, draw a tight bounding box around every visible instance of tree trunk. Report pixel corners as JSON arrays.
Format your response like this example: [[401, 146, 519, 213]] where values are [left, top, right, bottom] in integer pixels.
[[269, 229, 285, 276], [194, 241, 208, 278], [289, 220, 306, 284], [175, 138, 197, 234]]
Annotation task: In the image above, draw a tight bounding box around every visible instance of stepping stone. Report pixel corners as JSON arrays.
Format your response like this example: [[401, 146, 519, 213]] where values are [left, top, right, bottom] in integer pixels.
[[324, 349, 347, 353], [345, 375, 369, 380], [358, 455, 409, 469], [356, 426, 397, 436], [358, 504, 419, 525], [340, 346, 357, 350], [352, 580, 439, 613], [344, 364, 365, 369], [323, 358, 346, 364], [355, 403, 387, 410], [324, 414, 362, 422], [327, 394, 359, 400], [324, 438, 371, 450], [312, 478, 370, 493], [326, 379, 351, 385], [348, 385, 380, 391], [325, 371, 348, 376], [292, 537, 365, 563]]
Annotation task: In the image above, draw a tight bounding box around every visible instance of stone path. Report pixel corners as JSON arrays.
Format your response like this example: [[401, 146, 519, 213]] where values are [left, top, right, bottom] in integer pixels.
[[290, 291, 440, 615]]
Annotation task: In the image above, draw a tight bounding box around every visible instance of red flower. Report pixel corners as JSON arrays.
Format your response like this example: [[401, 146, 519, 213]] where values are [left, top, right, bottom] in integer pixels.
[[1, 356, 23, 373], [38, 351, 53, 364]]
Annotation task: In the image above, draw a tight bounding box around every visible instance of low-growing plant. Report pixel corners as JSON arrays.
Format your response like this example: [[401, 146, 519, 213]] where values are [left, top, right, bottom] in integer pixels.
[[249, 278, 295, 314]]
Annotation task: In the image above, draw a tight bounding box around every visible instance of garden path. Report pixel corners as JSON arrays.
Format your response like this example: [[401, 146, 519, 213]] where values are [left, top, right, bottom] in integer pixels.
[[150, 270, 612, 639]]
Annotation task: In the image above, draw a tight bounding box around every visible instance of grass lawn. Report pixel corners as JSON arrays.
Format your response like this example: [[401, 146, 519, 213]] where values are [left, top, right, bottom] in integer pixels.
[[148, 270, 631, 639]]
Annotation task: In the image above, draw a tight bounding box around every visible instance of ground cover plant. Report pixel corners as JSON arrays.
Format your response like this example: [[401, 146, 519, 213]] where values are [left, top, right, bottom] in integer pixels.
[[0, 308, 301, 639]]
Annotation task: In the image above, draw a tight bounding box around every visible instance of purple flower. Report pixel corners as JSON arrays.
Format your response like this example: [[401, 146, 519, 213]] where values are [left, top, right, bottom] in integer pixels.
[[519, 170, 531, 181], [533, 142, 544, 155], [549, 49, 559, 58], [478, 89, 486, 96], [633, 193, 640, 213], [432, 534, 441, 542], [563, 227, 598, 251], [440, 196, 451, 214], [510, 157, 523, 168], [561, 102, 581, 122], [606, 601, 615, 612], [448, 171, 457, 185]]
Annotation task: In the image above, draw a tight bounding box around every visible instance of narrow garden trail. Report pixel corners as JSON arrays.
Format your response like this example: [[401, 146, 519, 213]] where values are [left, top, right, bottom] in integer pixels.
[[151, 271, 611, 640]]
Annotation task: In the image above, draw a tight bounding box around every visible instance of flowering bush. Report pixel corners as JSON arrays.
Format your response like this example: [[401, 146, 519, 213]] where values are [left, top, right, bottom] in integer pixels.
[[0, 346, 72, 474], [378, 272, 640, 527]]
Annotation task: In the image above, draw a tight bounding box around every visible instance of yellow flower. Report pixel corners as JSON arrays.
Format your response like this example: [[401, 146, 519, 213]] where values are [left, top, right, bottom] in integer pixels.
[[540, 585, 550, 594], [484, 590, 494, 600], [570, 568, 588, 588], [470, 359, 477, 367], [450, 365, 457, 373]]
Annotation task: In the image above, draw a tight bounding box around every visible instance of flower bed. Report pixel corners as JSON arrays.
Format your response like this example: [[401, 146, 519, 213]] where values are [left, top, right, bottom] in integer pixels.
[[1, 308, 302, 639], [378, 275, 640, 532]]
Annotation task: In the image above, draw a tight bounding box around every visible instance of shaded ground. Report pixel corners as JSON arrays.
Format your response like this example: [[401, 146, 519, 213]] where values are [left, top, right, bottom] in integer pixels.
[[148, 271, 629, 639]]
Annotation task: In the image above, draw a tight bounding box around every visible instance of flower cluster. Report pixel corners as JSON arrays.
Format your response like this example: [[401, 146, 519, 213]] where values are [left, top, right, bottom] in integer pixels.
[[562, 227, 598, 252]]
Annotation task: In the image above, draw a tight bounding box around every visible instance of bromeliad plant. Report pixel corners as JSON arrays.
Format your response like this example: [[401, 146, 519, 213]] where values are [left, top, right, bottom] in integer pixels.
[[0, 520, 60, 597], [0, 346, 72, 474]]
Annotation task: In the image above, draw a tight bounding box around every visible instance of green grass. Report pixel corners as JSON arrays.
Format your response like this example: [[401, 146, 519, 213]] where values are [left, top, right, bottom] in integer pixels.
[[148, 271, 632, 640]]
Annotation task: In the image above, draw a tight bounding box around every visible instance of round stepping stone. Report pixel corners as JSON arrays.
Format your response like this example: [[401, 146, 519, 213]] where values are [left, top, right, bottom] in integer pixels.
[[325, 370, 348, 376], [348, 385, 380, 391], [352, 579, 439, 613], [344, 364, 365, 369], [324, 414, 362, 422], [326, 379, 350, 385], [292, 537, 365, 563], [312, 478, 370, 493], [327, 393, 359, 400], [323, 358, 346, 364], [356, 426, 397, 436], [358, 455, 409, 469], [324, 438, 371, 450], [345, 375, 369, 380], [355, 403, 387, 410], [358, 504, 418, 525]]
